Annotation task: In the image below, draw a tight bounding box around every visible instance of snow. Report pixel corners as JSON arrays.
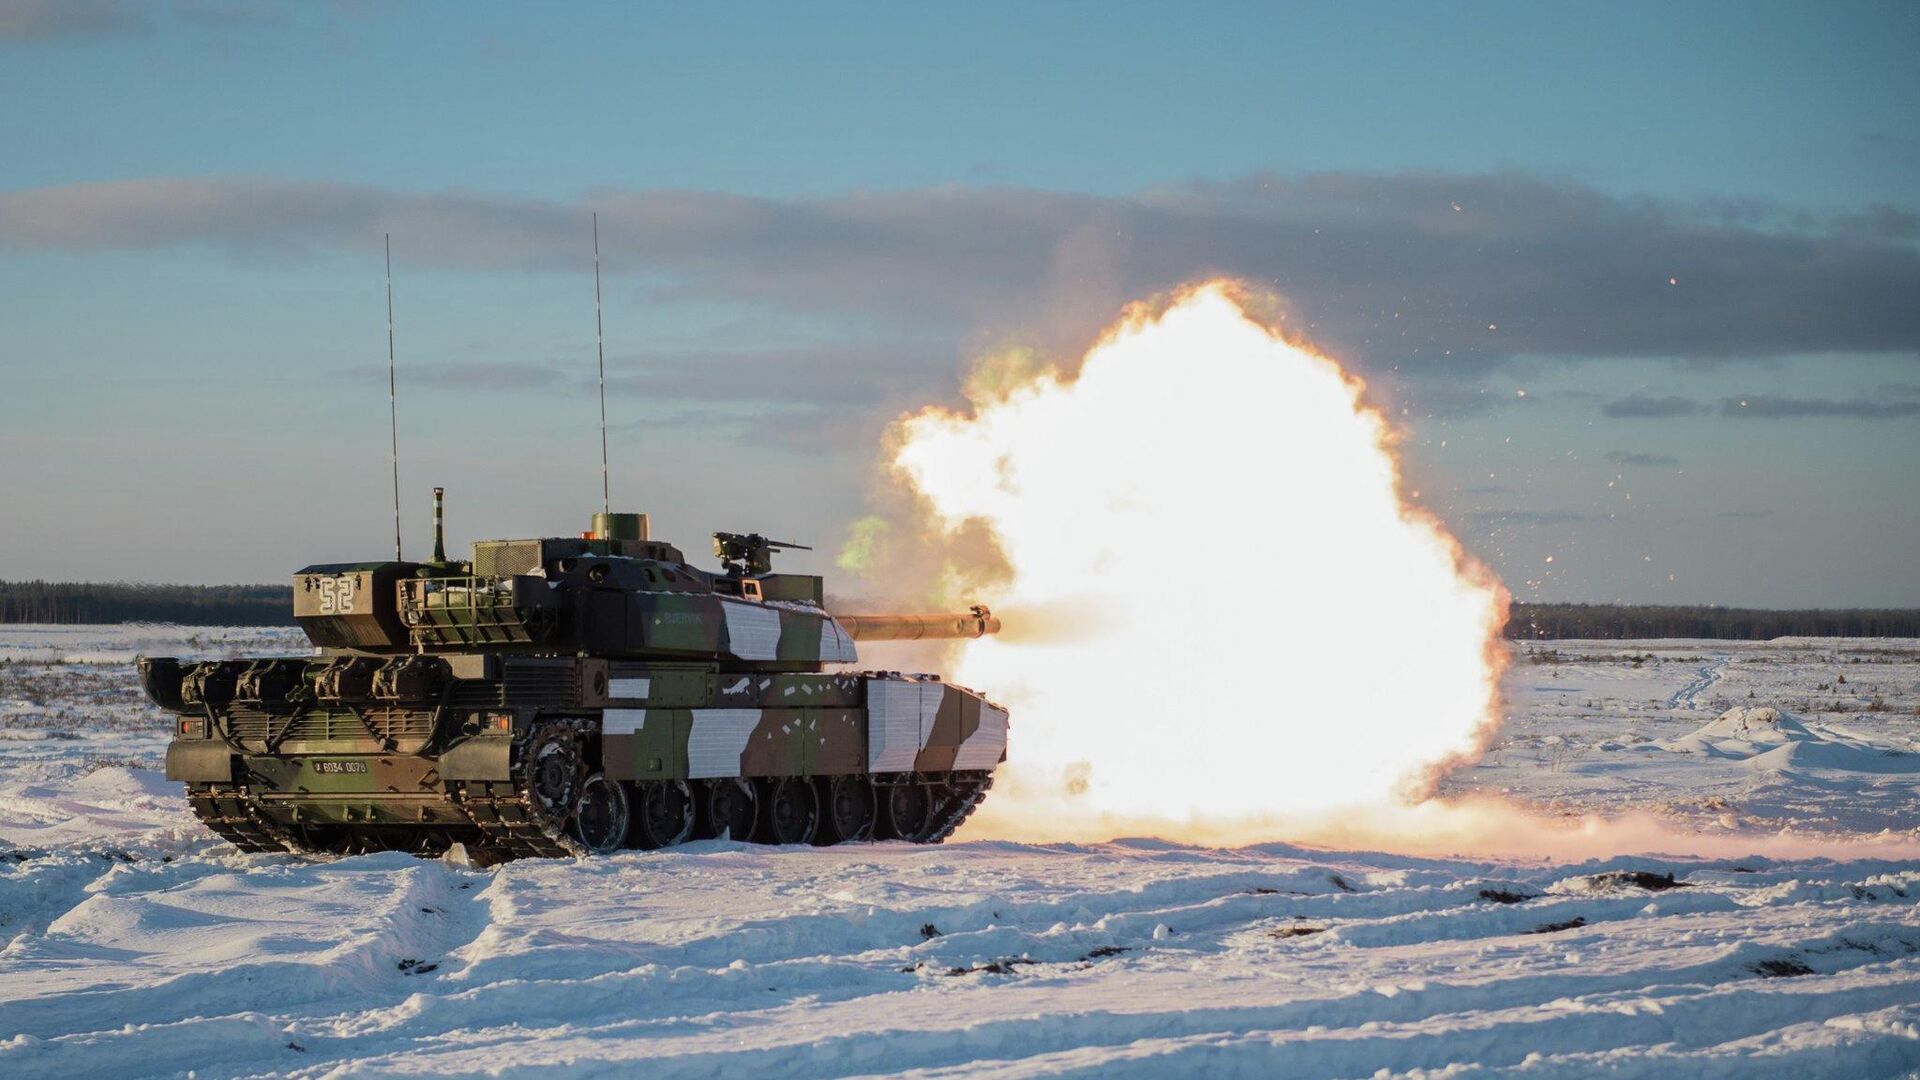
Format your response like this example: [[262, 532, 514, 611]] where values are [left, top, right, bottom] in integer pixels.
[[3, 627, 1919, 1077], [1445, 640, 1920, 838]]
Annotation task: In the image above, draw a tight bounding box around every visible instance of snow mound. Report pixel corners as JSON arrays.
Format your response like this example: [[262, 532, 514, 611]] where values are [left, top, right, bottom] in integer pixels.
[[1661, 707, 1811, 756], [1696, 707, 1811, 740], [1659, 707, 1920, 777]]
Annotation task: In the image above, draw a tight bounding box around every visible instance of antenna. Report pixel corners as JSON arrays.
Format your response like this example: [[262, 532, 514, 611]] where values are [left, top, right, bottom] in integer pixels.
[[592, 211, 610, 517], [385, 233, 403, 561]]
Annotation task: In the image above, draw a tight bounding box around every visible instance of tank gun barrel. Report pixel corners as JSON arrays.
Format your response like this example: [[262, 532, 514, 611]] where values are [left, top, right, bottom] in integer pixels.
[[839, 605, 1000, 642]]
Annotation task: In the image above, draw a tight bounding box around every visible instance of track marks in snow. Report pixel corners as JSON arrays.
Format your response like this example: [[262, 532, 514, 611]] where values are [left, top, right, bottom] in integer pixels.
[[3, 841, 1918, 1078], [1667, 653, 1731, 711]]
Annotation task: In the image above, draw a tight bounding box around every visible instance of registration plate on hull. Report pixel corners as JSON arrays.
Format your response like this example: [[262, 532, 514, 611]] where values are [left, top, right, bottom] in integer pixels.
[[312, 760, 369, 774]]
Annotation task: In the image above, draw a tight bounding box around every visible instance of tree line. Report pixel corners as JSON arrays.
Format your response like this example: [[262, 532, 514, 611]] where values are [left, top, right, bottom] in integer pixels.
[[1506, 603, 1920, 640], [0, 581, 293, 626]]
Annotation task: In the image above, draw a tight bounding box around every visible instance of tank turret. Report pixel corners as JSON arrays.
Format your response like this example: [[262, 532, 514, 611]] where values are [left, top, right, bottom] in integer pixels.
[[283, 498, 996, 669]]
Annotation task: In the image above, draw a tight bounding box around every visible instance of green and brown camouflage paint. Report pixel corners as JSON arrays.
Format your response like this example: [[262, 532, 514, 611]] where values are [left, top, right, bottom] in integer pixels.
[[141, 511, 1007, 855]]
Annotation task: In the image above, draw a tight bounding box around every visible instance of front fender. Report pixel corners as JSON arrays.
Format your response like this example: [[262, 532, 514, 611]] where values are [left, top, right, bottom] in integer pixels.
[[165, 740, 235, 783], [438, 736, 513, 781]]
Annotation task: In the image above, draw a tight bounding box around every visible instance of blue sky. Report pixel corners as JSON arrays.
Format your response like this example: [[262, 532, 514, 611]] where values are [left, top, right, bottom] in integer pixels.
[[1, 1, 1915, 605]]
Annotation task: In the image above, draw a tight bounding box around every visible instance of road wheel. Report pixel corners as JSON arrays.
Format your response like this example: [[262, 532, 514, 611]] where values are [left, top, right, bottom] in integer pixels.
[[704, 777, 758, 842], [290, 824, 355, 855], [760, 777, 819, 845], [572, 772, 630, 855], [816, 776, 876, 844], [879, 778, 929, 841], [632, 780, 696, 849]]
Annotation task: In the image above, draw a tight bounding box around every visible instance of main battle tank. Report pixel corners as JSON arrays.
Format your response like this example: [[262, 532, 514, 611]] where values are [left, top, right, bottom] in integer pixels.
[[139, 493, 1006, 861]]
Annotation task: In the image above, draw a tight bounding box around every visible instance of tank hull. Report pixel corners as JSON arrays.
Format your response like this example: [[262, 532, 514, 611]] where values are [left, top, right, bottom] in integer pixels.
[[158, 659, 1006, 861]]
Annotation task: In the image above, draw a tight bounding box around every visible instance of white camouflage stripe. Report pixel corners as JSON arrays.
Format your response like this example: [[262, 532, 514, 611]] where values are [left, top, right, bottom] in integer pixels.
[[602, 708, 648, 736], [720, 601, 782, 660], [952, 704, 1009, 770], [819, 616, 858, 663], [686, 708, 761, 778], [867, 680, 939, 772]]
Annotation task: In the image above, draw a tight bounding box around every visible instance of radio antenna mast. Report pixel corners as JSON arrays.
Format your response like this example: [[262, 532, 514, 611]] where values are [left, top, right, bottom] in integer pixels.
[[385, 233, 403, 561], [592, 212, 610, 516]]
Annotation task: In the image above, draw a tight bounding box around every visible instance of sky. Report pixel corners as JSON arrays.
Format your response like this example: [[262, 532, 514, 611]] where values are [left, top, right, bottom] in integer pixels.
[[0, 0, 1915, 606]]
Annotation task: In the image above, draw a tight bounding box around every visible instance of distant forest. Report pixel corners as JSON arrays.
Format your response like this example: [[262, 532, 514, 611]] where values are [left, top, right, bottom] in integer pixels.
[[1, 581, 1917, 638], [1505, 603, 1920, 640], [0, 581, 292, 627]]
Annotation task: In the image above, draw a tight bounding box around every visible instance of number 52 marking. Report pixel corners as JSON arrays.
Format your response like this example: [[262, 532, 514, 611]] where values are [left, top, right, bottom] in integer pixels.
[[317, 575, 357, 615]]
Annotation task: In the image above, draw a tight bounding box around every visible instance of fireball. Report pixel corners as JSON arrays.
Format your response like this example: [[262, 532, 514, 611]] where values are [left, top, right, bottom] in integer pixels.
[[886, 283, 1508, 837]]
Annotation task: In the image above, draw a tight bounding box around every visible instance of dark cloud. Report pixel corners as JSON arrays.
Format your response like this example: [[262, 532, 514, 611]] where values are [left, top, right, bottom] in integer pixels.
[[3, 172, 1918, 374], [0, 0, 149, 41], [1721, 395, 1920, 419], [1831, 205, 1920, 240], [1601, 393, 1706, 419], [1605, 450, 1680, 467]]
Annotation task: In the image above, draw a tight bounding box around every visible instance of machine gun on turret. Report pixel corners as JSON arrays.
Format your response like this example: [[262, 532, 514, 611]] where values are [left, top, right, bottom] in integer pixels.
[[713, 531, 811, 576]]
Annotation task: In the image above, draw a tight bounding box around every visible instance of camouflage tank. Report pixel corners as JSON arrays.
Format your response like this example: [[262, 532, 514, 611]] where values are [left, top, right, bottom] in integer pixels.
[[138, 492, 1006, 861]]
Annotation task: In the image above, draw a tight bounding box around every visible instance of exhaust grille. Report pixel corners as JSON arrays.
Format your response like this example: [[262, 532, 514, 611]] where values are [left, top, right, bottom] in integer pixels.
[[447, 658, 578, 709], [222, 707, 436, 750]]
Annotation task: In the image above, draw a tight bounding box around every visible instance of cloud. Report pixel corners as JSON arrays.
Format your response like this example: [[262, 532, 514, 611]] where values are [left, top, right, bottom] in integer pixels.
[[1832, 205, 1920, 240], [337, 344, 947, 454], [1721, 395, 1920, 419], [341, 360, 569, 391], [1467, 510, 1588, 525], [1719, 510, 1775, 520], [1602, 393, 1706, 419], [601, 342, 957, 407], [1605, 450, 1679, 467], [0, 0, 149, 41], [3, 171, 1918, 372], [1382, 380, 1536, 418], [611, 400, 857, 454], [172, 1, 290, 30]]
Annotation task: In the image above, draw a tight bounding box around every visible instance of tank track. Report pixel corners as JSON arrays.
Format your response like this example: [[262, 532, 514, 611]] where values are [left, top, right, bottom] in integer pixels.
[[185, 784, 298, 854], [449, 780, 584, 861], [923, 773, 993, 843], [184, 728, 992, 860]]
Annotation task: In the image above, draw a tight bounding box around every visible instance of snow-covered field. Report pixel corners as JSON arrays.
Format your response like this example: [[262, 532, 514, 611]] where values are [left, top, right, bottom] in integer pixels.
[[3, 626, 1918, 1078]]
